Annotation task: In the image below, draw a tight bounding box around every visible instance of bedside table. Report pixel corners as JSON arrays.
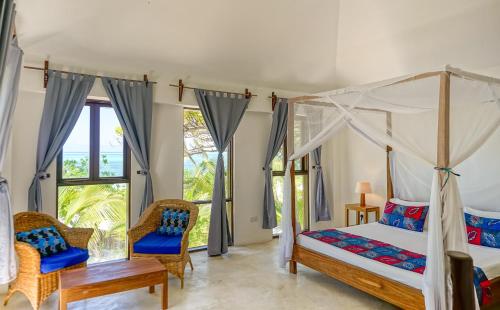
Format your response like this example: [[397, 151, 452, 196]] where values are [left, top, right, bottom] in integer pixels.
[[345, 203, 380, 226]]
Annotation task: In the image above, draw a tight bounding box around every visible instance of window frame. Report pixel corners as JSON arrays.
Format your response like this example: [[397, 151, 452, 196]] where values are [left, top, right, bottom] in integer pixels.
[[56, 100, 131, 186], [182, 107, 234, 250], [271, 137, 310, 234], [56, 99, 132, 256]]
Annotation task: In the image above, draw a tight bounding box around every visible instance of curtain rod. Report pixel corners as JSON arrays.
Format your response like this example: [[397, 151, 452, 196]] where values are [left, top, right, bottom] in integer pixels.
[[169, 79, 256, 101], [23, 65, 157, 86]]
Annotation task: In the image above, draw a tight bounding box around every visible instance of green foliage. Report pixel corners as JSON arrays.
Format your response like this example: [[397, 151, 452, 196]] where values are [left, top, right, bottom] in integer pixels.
[[272, 175, 306, 234], [183, 110, 232, 248], [59, 157, 127, 263], [100, 154, 116, 177], [59, 118, 128, 263], [63, 157, 89, 178], [188, 204, 211, 248], [183, 158, 215, 201]]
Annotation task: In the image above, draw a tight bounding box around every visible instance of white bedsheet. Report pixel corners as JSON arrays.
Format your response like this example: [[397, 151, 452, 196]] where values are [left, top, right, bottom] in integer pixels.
[[297, 222, 500, 289]]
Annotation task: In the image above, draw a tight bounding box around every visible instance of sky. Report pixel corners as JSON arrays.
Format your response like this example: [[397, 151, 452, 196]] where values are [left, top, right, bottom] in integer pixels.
[[63, 106, 123, 153]]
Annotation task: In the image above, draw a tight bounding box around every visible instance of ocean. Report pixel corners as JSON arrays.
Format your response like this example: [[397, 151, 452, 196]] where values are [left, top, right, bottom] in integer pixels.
[[65, 151, 228, 176], [64, 152, 124, 176], [183, 152, 227, 172]]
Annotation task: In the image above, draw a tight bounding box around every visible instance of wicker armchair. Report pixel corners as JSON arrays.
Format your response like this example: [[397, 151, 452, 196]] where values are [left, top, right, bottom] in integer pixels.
[[128, 199, 199, 289], [3, 212, 94, 310]]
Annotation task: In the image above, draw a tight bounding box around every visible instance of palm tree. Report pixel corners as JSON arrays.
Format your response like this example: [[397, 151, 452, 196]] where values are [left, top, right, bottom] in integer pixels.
[[58, 156, 128, 263], [58, 184, 127, 263]]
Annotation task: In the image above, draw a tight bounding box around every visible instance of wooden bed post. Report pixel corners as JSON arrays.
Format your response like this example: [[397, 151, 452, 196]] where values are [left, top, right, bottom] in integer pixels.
[[386, 112, 394, 200], [437, 71, 475, 307], [288, 99, 298, 274], [437, 71, 450, 173]]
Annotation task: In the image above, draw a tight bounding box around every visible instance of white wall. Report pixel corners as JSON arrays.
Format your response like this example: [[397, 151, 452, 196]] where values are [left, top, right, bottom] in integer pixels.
[[233, 111, 273, 244]]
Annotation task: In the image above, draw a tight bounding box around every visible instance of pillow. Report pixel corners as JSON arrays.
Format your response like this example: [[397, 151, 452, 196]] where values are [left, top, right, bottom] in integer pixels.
[[379, 201, 429, 232], [465, 207, 500, 220], [389, 198, 428, 207], [465, 213, 500, 248], [157, 208, 190, 236], [390, 198, 430, 229], [16, 225, 68, 257]]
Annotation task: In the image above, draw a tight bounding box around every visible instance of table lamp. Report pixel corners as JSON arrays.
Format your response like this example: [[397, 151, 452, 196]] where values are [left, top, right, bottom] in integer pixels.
[[355, 181, 372, 207]]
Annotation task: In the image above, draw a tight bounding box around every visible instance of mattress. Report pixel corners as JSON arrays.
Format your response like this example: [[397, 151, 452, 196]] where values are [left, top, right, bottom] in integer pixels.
[[297, 222, 500, 289]]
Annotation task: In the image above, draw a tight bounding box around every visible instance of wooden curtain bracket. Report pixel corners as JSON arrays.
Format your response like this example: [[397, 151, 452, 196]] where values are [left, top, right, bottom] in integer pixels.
[[143, 74, 149, 87], [271, 92, 278, 111], [43, 60, 49, 88], [178, 79, 184, 102], [245, 88, 252, 99]]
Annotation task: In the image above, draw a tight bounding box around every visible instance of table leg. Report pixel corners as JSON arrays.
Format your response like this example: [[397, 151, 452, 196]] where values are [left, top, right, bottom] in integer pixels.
[[356, 211, 360, 225], [364, 209, 368, 224], [376, 209, 380, 221], [345, 209, 349, 227], [149, 285, 155, 294], [162, 273, 168, 310]]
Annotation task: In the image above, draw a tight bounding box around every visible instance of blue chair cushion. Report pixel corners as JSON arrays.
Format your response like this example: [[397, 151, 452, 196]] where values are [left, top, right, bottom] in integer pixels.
[[40, 247, 89, 274], [134, 232, 182, 255], [16, 225, 68, 257]]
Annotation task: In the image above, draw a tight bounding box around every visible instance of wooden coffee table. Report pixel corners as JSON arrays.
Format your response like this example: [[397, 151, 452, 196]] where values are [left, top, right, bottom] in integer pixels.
[[59, 258, 168, 310]]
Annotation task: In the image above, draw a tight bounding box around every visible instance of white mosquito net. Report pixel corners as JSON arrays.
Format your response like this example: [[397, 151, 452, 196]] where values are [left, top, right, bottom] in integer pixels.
[[279, 66, 500, 310]]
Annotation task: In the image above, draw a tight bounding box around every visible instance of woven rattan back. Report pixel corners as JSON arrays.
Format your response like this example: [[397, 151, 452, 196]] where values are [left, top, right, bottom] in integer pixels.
[[138, 199, 199, 232], [14, 212, 66, 233]]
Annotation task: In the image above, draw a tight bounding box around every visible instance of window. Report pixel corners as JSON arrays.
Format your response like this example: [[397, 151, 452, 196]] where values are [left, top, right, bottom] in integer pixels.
[[183, 108, 233, 249], [57, 100, 130, 264], [271, 141, 309, 236]]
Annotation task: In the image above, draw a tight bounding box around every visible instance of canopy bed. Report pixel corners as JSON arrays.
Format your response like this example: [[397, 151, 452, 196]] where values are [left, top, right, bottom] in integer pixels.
[[279, 66, 500, 309]]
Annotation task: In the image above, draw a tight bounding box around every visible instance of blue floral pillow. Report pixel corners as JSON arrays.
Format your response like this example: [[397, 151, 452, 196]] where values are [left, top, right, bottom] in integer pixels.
[[465, 213, 500, 248], [379, 201, 429, 232], [157, 208, 190, 236], [16, 226, 68, 257]]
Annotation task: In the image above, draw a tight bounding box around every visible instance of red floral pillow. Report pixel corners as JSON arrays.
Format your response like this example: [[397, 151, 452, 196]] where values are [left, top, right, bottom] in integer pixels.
[[379, 201, 429, 232]]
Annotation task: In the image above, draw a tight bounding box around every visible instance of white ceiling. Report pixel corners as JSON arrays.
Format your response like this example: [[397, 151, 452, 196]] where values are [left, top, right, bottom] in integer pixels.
[[335, 0, 500, 86], [16, 0, 340, 92]]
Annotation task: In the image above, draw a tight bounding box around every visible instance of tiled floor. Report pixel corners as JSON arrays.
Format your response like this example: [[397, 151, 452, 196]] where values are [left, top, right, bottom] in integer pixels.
[[1, 240, 396, 309]]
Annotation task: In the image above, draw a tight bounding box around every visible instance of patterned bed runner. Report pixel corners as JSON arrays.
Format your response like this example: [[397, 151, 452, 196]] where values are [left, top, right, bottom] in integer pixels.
[[302, 229, 492, 305]]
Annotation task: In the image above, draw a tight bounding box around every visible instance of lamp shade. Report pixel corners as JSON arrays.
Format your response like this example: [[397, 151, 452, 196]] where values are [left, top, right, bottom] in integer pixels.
[[355, 181, 372, 194]]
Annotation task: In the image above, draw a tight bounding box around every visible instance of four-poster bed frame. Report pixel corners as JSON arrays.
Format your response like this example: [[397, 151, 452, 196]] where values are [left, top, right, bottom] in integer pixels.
[[286, 70, 500, 309]]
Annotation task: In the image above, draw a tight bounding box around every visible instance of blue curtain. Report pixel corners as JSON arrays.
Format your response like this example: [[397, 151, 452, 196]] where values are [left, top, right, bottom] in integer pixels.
[[28, 71, 95, 212], [312, 146, 331, 221], [262, 99, 288, 229], [194, 89, 249, 256], [0, 35, 22, 285], [101, 78, 154, 214], [0, 0, 15, 85]]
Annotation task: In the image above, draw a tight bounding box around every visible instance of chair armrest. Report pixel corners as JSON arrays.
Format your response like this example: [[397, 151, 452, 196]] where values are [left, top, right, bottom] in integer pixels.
[[179, 222, 197, 256], [180, 206, 199, 256], [62, 227, 94, 249], [15, 241, 41, 274], [128, 223, 155, 245], [180, 233, 190, 256]]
